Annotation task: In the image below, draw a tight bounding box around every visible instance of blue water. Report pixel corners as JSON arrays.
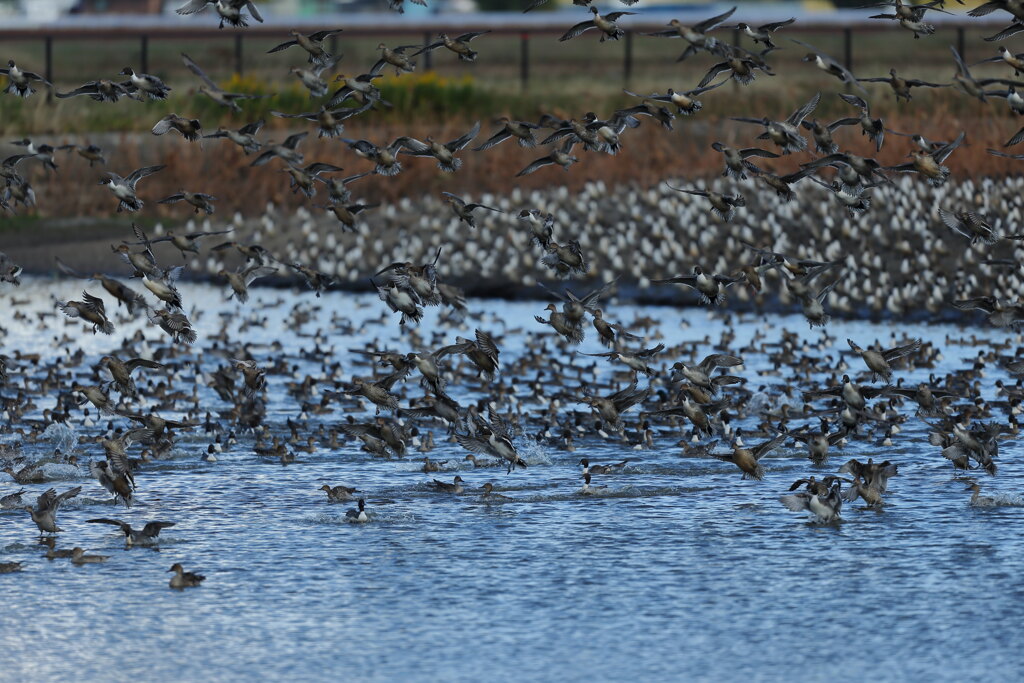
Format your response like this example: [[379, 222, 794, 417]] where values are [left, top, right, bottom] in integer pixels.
[[1, 279, 1022, 681]]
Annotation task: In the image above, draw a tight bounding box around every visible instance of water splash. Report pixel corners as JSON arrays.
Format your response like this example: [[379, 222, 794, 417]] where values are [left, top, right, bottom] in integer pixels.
[[41, 423, 78, 454]]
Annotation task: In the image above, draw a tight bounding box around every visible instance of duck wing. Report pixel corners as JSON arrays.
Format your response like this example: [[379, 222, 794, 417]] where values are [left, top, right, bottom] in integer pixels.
[[446, 120, 480, 151], [559, 20, 596, 42], [694, 6, 736, 33], [181, 53, 219, 91]]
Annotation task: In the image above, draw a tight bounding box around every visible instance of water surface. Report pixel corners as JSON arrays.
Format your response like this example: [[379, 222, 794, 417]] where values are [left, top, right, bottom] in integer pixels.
[[1, 280, 1022, 681]]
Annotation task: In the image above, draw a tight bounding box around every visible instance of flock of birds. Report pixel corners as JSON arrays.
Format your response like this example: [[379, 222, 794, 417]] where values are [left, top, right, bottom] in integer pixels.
[[2, 0, 1024, 587]]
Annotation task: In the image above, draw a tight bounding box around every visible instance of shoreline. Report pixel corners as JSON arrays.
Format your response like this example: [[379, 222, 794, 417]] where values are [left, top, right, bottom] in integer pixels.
[[3, 173, 1020, 329]]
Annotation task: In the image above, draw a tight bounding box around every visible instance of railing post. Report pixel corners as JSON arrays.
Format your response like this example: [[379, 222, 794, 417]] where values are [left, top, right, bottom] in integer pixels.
[[44, 35, 53, 87], [957, 26, 965, 61], [423, 31, 432, 71], [520, 32, 529, 92], [843, 27, 852, 71], [234, 33, 243, 77], [623, 30, 633, 87], [140, 35, 149, 74]]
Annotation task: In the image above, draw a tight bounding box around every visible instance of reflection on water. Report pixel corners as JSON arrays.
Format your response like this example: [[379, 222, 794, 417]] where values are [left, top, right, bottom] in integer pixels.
[[1, 279, 1023, 680]]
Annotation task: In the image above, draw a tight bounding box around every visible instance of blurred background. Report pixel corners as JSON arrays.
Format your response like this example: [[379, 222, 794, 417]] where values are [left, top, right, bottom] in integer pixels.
[[1, 0, 883, 23]]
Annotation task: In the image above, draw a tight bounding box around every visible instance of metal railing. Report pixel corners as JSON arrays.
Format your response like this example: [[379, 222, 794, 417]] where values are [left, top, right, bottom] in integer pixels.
[[0, 20, 1000, 92]]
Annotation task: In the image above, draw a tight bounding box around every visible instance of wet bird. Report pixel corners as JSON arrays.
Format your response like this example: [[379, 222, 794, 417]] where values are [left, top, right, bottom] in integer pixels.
[[346, 498, 369, 522], [71, 547, 109, 565], [169, 563, 206, 589], [964, 482, 999, 506], [25, 486, 82, 534], [838, 458, 900, 492], [709, 434, 786, 481], [842, 477, 885, 507], [579, 458, 629, 475], [780, 479, 843, 522], [455, 408, 527, 473], [577, 379, 650, 431], [580, 472, 608, 495], [87, 519, 176, 546], [788, 420, 848, 464], [480, 482, 513, 500], [432, 476, 465, 493], [321, 484, 359, 502]]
